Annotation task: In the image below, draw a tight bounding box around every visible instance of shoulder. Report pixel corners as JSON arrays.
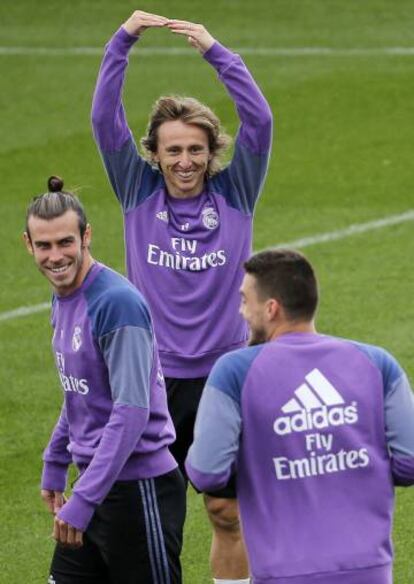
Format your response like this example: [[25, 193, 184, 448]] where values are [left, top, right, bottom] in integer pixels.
[[208, 344, 264, 402], [345, 339, 404, 390], [85, 266, 152, 337]]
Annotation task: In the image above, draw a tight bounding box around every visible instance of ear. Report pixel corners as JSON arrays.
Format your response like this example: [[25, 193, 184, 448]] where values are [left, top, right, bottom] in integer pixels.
[[266, 298, 280, 322], [23, 232, 34, 255], [82, 224, 92, 249]]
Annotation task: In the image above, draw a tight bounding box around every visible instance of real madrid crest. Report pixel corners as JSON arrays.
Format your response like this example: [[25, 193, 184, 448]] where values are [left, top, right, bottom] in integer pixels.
[[72, 326, 82, 352], [201, 206, 219, 230]]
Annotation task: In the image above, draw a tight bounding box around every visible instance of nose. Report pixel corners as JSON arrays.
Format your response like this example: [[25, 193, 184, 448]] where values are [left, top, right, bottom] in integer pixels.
[[48, 246, 64, 264], [178, 151, 192, 169]]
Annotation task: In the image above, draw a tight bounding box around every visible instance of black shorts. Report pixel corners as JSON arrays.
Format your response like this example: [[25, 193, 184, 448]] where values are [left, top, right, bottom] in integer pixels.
[[49, 468, 186, 584], [165, 377, 236, 499]]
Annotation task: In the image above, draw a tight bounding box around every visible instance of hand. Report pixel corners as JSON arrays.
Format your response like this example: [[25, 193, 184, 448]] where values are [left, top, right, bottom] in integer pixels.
[[53, 516, 83, 548], [123, 10, 168, 37], [41, 490, 66, 515], [167, 20, 215, 54]]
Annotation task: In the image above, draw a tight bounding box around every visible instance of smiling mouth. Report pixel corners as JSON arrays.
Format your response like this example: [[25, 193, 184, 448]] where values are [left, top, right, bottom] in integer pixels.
[[176, 170, 196, 180], [48, 264, 71, 274]]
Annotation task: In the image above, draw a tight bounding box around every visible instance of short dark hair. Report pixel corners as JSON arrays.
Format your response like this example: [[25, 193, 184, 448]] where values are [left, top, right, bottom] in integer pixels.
[[25, 176, 88, 239], [140, 95, 231, 176], [244, 249, 318, 321]]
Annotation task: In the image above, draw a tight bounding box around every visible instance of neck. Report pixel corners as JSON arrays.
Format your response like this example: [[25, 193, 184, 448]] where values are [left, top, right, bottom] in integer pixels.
[[268, 319, 316, 342]]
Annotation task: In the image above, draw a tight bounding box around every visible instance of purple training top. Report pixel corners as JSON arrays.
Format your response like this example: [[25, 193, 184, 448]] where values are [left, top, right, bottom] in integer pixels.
[[41, 262, 176, 531], [91, 27, 273, 377], [186, 332, 414, 584]]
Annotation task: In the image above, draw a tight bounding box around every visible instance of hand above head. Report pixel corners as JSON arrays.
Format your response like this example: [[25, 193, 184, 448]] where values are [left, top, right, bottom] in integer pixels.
[[123, 10, 169, 37], [167, 20, 216, 54]]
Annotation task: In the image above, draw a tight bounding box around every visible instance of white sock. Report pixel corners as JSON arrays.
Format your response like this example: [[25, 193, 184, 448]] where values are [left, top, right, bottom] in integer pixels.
[[213, 579, 250, 584]]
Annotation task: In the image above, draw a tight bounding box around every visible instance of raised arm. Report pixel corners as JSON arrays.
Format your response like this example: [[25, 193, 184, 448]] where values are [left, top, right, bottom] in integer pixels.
[[168, 20, 273, 214], [91, 12, 167, 211], [92, 11, 167, 153]]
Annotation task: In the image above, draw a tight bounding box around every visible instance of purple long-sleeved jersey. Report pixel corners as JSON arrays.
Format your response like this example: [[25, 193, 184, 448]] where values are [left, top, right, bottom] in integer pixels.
[[186, 332, 414, 584], [41, 262, 176, 531], [91, 28, 273, 377]]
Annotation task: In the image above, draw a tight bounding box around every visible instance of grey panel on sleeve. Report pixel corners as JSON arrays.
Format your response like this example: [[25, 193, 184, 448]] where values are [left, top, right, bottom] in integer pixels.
[[191, 385, 242, 474], [385, 373, 414, 456], [99, 325, 153, 408]]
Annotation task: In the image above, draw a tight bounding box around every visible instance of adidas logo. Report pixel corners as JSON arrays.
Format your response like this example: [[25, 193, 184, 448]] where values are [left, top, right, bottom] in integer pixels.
[[156, 210, 169, 223], [273, 368, 358, 435]]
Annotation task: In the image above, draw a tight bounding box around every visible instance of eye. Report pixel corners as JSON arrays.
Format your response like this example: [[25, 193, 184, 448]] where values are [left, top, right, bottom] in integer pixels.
[[59, 238, 75, 247]]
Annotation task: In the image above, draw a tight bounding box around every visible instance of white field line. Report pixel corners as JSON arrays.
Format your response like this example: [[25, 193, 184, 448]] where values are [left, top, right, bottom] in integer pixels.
[[1, 209, 413, 324], [1, 46, 414, 57]]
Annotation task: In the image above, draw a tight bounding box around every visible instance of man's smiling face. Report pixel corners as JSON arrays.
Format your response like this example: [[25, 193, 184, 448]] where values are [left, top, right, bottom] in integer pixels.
[[24, 210, 91, 296]]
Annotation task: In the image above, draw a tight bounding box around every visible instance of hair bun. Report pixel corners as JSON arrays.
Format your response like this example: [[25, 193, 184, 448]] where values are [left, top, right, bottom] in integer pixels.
[[47, 175, 64, 193]]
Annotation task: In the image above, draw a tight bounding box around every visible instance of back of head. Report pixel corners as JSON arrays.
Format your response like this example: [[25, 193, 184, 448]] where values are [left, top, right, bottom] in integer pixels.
[[25, 176, 88, 238], [244, 249, 318, 322], [141, 95, 231, 176]]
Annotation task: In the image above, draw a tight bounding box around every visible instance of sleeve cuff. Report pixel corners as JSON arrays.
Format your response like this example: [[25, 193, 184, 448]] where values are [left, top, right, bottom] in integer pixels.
[[41, 462, 69, 492], [107, 26, 140, 54], [58, 492, 96, 532], [203, 41, 235, 71]]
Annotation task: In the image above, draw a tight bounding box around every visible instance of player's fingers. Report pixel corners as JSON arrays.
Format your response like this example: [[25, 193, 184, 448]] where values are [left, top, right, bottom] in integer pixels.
[[132, 10, 168, 22], [53, 516, 60, 541], [56, 519, 68, 545], [66, 526, 82, 548], [167, 21, 202, 32], [75, 530, 84, 548]]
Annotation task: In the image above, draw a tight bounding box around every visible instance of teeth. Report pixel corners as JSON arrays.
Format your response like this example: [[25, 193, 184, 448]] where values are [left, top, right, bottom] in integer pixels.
[[50, 265, 69, 273]]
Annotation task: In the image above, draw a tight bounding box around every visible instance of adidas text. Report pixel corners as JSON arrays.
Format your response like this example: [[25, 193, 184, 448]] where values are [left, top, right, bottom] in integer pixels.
[[273, 403, 358, 435]]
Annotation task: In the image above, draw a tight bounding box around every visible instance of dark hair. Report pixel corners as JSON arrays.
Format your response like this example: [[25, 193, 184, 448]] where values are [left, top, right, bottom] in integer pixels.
[[140, 95, 231, 176], [25, 176, 88, 238], [244, 249, 318, 321]]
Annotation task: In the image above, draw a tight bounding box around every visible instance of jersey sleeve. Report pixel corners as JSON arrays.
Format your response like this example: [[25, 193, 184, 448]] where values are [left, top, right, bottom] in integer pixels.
[[41, 403, 72, 492], [185, 346, 261, 492], [91, 27, 161, 213], [353, 342, 414, 486], [58, 287, 155, 531], [206, 42, 273, 214]]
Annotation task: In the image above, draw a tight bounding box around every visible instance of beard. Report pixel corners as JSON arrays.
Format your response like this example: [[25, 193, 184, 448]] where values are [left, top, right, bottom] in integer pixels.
[[248, 327, 267, 346]]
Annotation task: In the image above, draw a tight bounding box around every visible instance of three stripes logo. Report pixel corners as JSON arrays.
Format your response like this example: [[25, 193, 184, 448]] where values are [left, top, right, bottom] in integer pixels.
[[273, 368, 358, 435]]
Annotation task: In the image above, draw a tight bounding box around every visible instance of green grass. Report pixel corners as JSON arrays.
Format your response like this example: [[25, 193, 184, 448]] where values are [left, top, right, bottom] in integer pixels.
[[1, 1, 414, 582]]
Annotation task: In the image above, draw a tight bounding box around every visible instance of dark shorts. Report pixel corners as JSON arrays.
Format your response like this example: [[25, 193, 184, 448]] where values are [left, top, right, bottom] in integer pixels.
[[165, 377, 236, 499], [49, 468, 186, 584]]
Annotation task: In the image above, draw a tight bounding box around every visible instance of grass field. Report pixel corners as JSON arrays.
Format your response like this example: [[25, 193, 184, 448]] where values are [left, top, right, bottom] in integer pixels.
[[1, 1, 414, 582]]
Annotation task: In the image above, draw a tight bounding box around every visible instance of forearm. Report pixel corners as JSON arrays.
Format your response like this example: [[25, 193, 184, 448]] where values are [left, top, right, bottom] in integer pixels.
[[385, 373, 414, 485], [91, 27, 138, 152], [58, 404, 148, 531], [204, 42, 273, 155], [42, 407, 72, 492]]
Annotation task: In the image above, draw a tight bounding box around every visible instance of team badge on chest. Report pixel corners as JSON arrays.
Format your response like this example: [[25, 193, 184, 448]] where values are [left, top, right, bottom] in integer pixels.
[[72, 326, 83, 352], [202, 206, 219, 230]]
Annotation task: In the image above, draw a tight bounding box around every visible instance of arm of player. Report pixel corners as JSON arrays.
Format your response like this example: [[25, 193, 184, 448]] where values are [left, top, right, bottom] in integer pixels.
[[185, 350, 252, 492], [41, 403, 72, 495], [91, 11, 167, 211], [186, 382, 242, 492], [57, 295, 155, 532], [168, 21, 273, 214], [384, 369, 414, 486], [92, 10, 167, 152]]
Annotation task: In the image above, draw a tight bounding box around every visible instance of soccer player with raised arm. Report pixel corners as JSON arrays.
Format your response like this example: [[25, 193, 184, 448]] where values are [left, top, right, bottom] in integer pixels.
[[186, 249, 414, 584], [92, 10, 273, 583], [24, 177, 185, 584]]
